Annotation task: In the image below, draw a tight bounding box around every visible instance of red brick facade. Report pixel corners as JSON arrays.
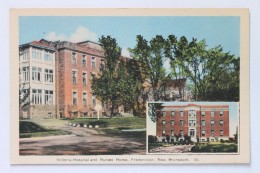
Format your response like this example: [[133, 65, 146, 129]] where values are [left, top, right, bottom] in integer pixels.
[[37, 40, 108, 118], [156, 104, 229, 142]]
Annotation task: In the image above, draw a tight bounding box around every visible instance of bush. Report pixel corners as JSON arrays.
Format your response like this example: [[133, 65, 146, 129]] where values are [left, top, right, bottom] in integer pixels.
[[148, 135, 158, 144]]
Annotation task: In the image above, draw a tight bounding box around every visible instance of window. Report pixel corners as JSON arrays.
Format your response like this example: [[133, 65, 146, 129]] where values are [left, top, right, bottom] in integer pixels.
[[201, 130, 205, 136], [162, 111, 166, 117], [171, 120, 174, 126], [189, 110, 196, 116], [201, 111, 205, 116], [82, 72, 87, 85], [220, 130, 224, 136], [32, 48, 42, 60], [72, 92, 77, 105], [162, 130, 166, 136], [180, 120, 184, 126], [44, 69, 53, 83], [180, 111, 184, 117], [22, 67, 29, 82], [180, 130, 184, 137], [162, 120, 166, 126], [45, 90, 53, 105], [211, 111, 215, 117], [171, 130, 174, 137], [100, 59, 105, 71], [91, 57, 96, 69], [72, 71, 77, 84], [32, 67, 41, 82], [190, 129, 195, 137], [211, 130, 215, 136], [82, 55, 86, 66], [22, 49, 29, 61], [201, 120, 206, 126], [92, 95, 96, 107], [220, 120, 224, 126], [189, 120, 196, 126], [82, 93, 87, 106], [211, 120, 215, 126], [220, 111, 224, 116], [72, 52, 77, 64], [171, 111, 175, 116], [31, 89, 42, 105], [44, 51, 53, 63]]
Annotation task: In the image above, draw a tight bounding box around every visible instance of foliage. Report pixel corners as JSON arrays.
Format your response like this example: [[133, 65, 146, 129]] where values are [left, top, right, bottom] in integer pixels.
[[91, 36, 122, 117], [165, 35, 239, 101], [148, 135, 158, 144], [148, 102, 163, 122], [129, 35, 168, 101], [191, 144, 238, 153]]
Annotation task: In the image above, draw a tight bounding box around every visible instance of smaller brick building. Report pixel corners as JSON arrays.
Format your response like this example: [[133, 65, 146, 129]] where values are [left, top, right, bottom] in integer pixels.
[[156, 104, 229, 142]]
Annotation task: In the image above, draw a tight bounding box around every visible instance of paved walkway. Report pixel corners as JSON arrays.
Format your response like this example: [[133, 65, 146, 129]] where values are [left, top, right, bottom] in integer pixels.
[[149, 145, 194, 153], [20, 124, 146, 155]]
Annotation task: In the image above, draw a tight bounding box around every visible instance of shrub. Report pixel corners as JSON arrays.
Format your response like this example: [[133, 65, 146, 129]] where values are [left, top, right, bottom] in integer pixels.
[[148, 135, 158, 144]]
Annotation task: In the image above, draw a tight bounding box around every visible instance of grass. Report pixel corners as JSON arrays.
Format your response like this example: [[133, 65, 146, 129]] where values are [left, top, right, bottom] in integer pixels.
[[68, 117, 146, 141], [191, 143, 238, 153], [148, 143, 165, 151], [67, 117, 146, 129], [20, 121, 71, 138]]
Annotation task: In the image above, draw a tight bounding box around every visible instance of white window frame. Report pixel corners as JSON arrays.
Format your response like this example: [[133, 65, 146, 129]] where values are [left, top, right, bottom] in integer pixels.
[[162, 120, 166, 126], [72, 70, 77, 85], [82, 54, 86, 66], [45, 90, 53, 105], [201, 130, 206, 136], [32, 67, 42, 82], [22, 67, 30, 82], [82, 72, 87, 85], [201, 120, 206, 126], [72, 52, 77, 64], [72, 91, 77, 105], [180, 111, 184, 117], [180, 120, 184, 126], [44, 69, 54, 83], [31, 89, 42, 105], [82, 92, 87, 106], [211, 130, 215, 136], [91, 57, 96, 69]]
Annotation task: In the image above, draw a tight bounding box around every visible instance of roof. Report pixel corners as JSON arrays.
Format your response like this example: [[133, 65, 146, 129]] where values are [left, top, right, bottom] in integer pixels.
[[20, 40, 55, 51], [163, 104, 229, 109]]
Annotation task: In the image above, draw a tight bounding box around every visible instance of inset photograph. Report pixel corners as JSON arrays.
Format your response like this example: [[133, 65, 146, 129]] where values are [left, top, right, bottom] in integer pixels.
[[147, 102, 239, 154]]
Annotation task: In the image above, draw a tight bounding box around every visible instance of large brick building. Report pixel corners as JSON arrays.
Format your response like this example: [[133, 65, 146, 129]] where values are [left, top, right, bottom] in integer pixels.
[[19, 39, 191, 119], [42, 39, 107, 118], [156, 104, 229, 142], [19, 39, 127, 119]]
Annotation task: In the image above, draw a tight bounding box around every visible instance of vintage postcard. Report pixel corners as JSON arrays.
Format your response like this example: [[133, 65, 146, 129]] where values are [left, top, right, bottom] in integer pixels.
[[10, 8, 249, 164]]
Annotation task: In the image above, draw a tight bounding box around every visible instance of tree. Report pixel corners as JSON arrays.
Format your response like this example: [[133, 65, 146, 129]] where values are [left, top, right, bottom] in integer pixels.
[[19, 67, 30, 119], [165, 35, 239, 101], [129, 35, 167, 101], [148, 102, 163, 122], [91, 36, 122, 117]]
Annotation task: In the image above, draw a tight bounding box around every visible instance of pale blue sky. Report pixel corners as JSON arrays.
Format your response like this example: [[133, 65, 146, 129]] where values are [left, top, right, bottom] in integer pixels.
[[147, 102, 239, 137], [19, 16, 240, 57]]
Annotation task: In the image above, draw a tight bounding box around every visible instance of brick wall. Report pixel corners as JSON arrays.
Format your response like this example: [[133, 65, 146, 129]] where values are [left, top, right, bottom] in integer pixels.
[[156, 104, 230, 142]]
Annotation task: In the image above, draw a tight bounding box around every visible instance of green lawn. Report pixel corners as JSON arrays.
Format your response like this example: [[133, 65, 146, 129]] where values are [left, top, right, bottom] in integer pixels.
[[68, 117, 146, 141], [67, 117, 146, 129], [19, 121, 71, 138], [191, 143, 238, 153]]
